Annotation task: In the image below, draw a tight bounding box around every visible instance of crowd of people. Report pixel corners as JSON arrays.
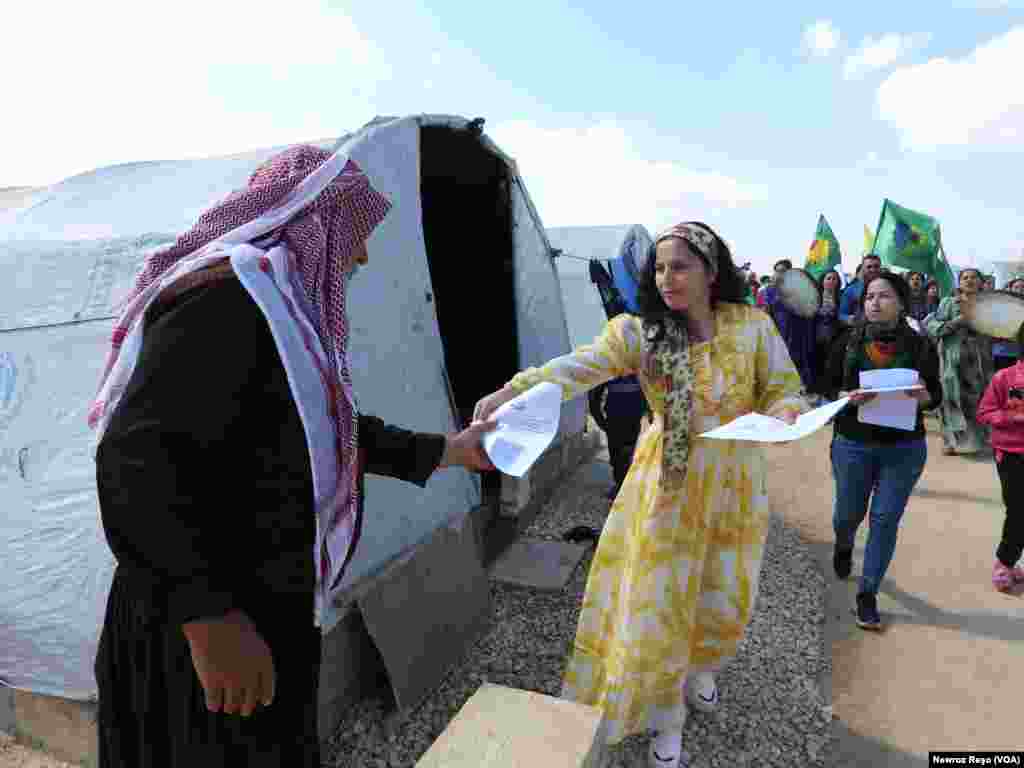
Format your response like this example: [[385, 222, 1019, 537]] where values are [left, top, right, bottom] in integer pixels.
[[86, 141, 1023, 768], [740, 255, 1024, 617]]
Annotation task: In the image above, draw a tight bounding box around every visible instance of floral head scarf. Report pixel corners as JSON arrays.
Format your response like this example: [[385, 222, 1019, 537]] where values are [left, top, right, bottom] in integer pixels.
[[641, 222, 723, 491]]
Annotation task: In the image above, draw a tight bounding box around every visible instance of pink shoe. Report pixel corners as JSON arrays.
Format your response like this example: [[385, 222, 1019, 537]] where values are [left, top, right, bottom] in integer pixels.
[[993, 562, 1019, 592]]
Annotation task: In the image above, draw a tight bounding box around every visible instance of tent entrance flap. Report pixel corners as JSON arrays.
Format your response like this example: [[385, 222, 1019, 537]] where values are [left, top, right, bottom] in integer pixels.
[[419, 125, 518, 429]]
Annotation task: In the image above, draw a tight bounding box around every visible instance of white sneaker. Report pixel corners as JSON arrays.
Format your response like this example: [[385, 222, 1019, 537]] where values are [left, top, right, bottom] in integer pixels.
[[684, 671, 719, 713], [648, 731, 689, 767]]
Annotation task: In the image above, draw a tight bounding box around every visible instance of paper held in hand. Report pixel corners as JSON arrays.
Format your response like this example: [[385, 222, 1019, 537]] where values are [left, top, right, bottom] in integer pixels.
[[698, 397, 850, 443], [857, 368, 921, 431], [481, 382, 562, 477]]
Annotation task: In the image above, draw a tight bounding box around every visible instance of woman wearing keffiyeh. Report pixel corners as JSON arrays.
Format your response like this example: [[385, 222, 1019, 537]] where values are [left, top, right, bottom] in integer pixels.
[[89, 145, 496, 767], [474, 222, 808, 767]]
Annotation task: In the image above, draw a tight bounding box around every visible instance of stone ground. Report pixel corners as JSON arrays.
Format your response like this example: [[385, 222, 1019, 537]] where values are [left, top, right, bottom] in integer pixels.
[[770, 415, 1024, 765]]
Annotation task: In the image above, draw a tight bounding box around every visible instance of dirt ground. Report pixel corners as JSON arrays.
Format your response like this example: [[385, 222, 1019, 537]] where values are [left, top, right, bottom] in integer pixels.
[[0, 733, 76, 768], [768, 416, 1024, 761]]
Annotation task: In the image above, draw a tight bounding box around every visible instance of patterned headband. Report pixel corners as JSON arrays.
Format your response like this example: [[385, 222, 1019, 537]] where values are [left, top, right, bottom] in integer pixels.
[[654, 223, 720, 279]]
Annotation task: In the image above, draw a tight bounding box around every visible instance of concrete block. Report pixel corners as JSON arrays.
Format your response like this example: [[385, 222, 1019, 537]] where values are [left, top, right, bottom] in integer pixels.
[[500, 471, 531, 514], [358, 513, 490, 712], [415, 683, 606, 768], [468, 502, 496, 565], [317, 607, 389, 742], [490, 539, 588, 590]]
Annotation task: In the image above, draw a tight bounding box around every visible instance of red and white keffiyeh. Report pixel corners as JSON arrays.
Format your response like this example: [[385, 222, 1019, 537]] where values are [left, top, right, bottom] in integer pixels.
[[89, 144, 392, 605]]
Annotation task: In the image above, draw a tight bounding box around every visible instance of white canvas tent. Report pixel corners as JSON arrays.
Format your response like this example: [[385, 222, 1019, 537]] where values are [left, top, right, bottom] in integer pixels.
[[0, 115, 585, 706], [547, 224, 652, 348]]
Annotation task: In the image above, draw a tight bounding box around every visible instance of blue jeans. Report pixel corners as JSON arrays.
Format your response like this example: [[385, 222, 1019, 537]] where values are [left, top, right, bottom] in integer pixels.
[[831, 435, 928, 594]]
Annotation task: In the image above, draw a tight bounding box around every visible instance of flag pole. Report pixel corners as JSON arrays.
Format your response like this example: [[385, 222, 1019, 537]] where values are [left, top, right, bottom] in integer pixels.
[[870, 199, 887, 261]]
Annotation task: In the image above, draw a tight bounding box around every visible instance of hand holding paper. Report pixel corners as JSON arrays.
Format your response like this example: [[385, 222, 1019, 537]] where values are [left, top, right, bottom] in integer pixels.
[[440, 419, 499, 471], [856, 368, 921, 431], [481, 382, 562, 477], [699, 397, 850, 443]]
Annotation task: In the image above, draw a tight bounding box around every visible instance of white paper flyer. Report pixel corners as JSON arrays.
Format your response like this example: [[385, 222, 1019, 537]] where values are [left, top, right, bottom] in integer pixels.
[[698, 397, 850, 443], [857, 368, 921, 431], [858, 368, 921, 392], [482, 382, 562, 477]]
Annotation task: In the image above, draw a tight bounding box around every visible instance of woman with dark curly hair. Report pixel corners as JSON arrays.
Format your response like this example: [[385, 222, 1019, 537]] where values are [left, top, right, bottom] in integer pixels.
[[922, 279, 941, 322], [823, 271, 940, 630], [473, 222, 808, 768], [906, 271, 929, 323]]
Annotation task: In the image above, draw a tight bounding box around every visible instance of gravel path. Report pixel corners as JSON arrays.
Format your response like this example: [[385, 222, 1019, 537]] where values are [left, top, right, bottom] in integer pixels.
[[325, 451, 832, 768]]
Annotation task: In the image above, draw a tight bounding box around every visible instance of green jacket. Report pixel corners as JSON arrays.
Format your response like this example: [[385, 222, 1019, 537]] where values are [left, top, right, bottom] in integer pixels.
[[925, 296, 993, 431]]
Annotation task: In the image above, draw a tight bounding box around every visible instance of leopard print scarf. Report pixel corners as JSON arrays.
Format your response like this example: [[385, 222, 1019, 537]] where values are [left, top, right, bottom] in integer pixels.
[[642, 313, 694, 492]]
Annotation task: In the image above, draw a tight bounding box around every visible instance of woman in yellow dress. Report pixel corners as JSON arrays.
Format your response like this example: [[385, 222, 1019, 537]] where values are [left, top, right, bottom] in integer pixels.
[[474, 222, 808, 767]]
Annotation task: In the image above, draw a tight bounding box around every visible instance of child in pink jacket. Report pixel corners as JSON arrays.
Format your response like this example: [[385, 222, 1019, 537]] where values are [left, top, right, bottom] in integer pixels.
[[977, 322, 1024, 592]]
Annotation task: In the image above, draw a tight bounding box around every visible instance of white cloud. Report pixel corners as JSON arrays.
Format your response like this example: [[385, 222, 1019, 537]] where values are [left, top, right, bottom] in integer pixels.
[[877, 26, 1024, 150], [802, 20, 842, 57], [489, 120, 767, 234], [844, 33, 930, 79], [0, 1, 390, 185]]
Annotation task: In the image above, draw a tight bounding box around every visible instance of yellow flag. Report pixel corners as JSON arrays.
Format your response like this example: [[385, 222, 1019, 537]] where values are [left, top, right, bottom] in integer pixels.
[[863, 225, 874, 255], [808, 239, 829, 267]]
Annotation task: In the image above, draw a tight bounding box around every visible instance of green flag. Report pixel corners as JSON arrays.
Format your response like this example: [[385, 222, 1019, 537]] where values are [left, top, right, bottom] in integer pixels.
[[872, 199, 955, 298], [805, 214, 842, 280], [934, 242, 956, 299]]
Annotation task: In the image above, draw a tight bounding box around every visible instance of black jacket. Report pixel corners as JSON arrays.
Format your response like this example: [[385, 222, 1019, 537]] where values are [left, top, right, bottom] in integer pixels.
[[96, 278, 446, 627], [822, 325, 942, 444]]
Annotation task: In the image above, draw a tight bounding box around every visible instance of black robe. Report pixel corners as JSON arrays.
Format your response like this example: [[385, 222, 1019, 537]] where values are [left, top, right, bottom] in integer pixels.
[[94, 278, 446, 767]]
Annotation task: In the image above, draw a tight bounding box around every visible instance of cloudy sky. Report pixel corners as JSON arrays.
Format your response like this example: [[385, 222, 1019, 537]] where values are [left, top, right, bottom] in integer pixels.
[[3, 0, 1023, 274]]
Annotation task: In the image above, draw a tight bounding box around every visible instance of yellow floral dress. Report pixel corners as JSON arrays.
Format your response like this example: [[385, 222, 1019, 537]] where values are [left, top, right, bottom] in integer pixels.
[[507, 303, 807, 745]]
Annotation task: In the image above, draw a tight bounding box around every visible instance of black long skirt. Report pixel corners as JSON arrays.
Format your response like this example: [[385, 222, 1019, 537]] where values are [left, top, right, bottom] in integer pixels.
[[95, 567, 322, 767]]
